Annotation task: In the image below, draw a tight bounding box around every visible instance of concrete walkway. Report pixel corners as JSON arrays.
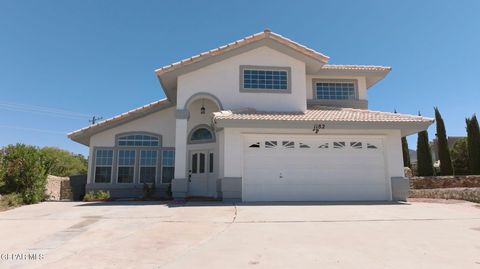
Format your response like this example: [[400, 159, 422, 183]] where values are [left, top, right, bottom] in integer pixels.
[[0, 200, 479, 268]]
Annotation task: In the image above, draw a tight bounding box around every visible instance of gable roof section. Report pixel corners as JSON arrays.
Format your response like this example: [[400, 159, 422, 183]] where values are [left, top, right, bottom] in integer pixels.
[[213, 105, 433, 136], [320, 64, 392, 88], [68, 98, 173, 146], [156, 29, 330, 103]]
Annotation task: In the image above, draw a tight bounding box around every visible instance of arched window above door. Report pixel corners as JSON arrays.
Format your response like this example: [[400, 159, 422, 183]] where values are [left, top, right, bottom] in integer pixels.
[[188, 125, 215, 144]]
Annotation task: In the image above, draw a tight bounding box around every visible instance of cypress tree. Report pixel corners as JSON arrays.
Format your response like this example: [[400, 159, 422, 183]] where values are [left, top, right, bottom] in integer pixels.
[[434, 107, 453, 175], [401, 136, 411, 168], [466, 115, 480, 174], [417, 129, 434, 176]]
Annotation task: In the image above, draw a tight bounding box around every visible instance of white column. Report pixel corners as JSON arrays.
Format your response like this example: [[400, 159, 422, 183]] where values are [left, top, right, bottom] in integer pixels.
[[174, 118, 188, 179], [171, 118, 189, 199]]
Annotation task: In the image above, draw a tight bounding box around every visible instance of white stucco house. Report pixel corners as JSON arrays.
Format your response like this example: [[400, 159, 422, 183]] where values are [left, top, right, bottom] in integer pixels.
[[69, 30, 433, 202]]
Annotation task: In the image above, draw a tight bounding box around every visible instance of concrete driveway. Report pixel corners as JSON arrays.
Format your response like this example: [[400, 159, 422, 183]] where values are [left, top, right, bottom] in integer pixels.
[[0, 200, 479, 269]]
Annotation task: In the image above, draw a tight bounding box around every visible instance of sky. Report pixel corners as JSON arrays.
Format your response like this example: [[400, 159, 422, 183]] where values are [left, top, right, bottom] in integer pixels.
[[1, 0, 479, 157]]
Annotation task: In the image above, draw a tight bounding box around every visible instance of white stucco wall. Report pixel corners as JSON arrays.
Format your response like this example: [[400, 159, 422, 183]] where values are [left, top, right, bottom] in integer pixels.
[[306, 75, 368, 100], [177, 46, 307, 112], [87, 106, 176, 183], [89, 106, 176, 148]]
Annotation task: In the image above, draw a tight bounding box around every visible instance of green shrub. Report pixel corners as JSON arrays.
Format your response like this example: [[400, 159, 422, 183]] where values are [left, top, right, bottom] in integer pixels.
[[0, 193, 23, 208], [143, 183, 155, 199], [83, 190, 110, 201], [83, 191, 96, 201], [39, 147, 87, 177], [0, 144, 52, 204], [96, 190, 110, 200]]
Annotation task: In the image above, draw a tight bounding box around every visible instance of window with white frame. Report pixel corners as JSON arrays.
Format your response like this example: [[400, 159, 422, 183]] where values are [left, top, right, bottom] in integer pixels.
[[117, 150, 135, 183], [315, 81, 356, 100], [241, 66, 290, 91], [95, 149, 113, 183], [162, 150, 175, 184], [139, 150, 157, 183], [118, 134, 159, 147]]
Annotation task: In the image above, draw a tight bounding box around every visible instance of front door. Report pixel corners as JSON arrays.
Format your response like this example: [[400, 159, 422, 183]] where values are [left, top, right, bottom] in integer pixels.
[[188, 150, 212, 197]]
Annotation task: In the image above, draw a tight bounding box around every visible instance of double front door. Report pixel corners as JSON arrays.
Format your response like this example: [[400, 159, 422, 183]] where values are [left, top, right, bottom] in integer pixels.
[[188, 150, 214, 197]]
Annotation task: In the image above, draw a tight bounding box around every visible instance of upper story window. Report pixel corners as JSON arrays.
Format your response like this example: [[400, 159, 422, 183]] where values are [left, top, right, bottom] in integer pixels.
[[314, 80, 357, 100], [117, 134, 159, 147], [240, 65, 291, 92]]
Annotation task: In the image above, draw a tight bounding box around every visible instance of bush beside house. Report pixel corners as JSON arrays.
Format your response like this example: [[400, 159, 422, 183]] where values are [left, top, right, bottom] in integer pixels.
[[0, 144, 88, 209]]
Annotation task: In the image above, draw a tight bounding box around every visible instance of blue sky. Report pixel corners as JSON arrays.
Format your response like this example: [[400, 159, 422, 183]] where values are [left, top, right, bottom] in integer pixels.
[[1, 0, 479, 156]]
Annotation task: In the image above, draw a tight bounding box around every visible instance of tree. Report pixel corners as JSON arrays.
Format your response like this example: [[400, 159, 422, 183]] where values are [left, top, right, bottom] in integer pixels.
[[451, 138, 470, 175], [0, 144, 52, 204], [434, 107, 453, 175], [417, 130, 434, 176], [401, 136, 411, 168], [39, 147, 88, 177], [466, 115, 480, 174]]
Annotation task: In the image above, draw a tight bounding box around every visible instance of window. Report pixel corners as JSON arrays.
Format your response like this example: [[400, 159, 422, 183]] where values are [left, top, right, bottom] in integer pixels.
[[282, 141, 294, 149], [209, 153, 214, 173], [162, 150, 175, 184], [299, 143, 310, 148], [95, 149, 113, 183], [265, 141, 277, 149], [117, 134, 159, 147], [350, 142, 362, 149], [189, 126, 214, 144], [367, 143, 378, 149], [249, 142, 260, 148], [333, 142, 346, 149], [240, 66, 290, 91], [315, 81, 356, 100], [140, 150, 157, 183], [318, 143, 329, 149], [117, 150, 135, 183]]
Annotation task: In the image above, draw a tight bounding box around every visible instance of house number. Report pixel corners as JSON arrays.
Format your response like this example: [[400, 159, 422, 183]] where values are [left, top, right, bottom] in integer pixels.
[[313, 124, 325, 134]]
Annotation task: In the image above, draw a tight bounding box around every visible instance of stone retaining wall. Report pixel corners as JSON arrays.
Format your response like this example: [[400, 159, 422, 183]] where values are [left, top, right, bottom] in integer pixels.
[[409, 188, 480, 203], [45, 175, 72, 201], [410, 175, 480, 189]]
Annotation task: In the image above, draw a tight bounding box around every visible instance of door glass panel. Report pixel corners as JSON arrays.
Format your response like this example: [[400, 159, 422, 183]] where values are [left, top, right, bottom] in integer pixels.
[[199, 153, 205, 173], [209, 153, 214, 173], [192, 153, 198, 173]]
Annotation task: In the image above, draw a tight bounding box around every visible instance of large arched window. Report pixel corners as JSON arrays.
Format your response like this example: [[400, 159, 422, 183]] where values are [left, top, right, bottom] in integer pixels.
[[117, 134, 160, 147], [188, 125, 215, 144]]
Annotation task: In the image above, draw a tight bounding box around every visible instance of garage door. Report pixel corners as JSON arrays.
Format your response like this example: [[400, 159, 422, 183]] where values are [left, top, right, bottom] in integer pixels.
[[243, 135, 389, 202]]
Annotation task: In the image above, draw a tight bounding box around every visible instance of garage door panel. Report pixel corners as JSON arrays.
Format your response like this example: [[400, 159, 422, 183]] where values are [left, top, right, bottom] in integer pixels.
[[244, 136, 389, 201]]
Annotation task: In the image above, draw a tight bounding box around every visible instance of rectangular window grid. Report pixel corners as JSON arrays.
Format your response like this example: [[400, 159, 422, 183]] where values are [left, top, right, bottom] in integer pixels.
[[316, 82, 356, 100], [118, 134, 159, 147], [243, 69, 288, 90], [140, 150, 157, 183], [117, 150, 135, 183], [95, 149, 113, 183], [162, 150, 175, 184]]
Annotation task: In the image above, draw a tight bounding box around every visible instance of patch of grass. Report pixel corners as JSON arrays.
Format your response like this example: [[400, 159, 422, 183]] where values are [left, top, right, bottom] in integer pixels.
[[0, 193, 23, 211], [83, 190, 110, 202]]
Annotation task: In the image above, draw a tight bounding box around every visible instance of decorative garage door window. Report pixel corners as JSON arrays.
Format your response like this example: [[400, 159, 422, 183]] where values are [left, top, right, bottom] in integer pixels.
[[265, 141, 277, 148], [318, 142, 329, 149], [299, 143, 310, 148], [282, 141, 294, 149], [350, 142, 362, 149], [247, 139, 380, 150], [367, 143, 378, 149], [333, 142, 346, 149]]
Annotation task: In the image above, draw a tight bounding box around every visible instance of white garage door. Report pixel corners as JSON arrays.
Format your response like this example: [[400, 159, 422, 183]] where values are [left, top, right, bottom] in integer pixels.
[[243, 135, 389, 202]]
